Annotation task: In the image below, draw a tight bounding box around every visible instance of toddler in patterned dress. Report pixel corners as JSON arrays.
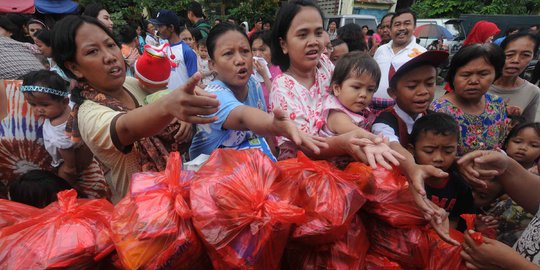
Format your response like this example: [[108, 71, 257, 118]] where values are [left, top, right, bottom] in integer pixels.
[[319, 51, 403, 169]]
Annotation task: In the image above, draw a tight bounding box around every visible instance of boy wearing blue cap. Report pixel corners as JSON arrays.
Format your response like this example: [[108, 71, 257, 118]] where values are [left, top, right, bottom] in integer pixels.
[[151, 9, 198, 89]]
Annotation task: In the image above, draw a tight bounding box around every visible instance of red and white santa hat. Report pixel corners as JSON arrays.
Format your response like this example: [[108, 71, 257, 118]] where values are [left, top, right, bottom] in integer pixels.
[[134, 43, 174, 88]]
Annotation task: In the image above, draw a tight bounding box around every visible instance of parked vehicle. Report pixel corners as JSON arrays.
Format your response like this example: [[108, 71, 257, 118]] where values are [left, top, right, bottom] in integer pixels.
[[324, 15, 378, 32]]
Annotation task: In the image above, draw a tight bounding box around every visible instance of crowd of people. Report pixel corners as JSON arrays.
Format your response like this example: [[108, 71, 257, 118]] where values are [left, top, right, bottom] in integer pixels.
[[1, 0, 540, 269]]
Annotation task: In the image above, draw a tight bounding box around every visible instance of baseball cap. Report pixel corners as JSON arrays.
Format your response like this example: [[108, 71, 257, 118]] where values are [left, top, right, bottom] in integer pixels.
[[389, 50, 448, 88], [150, 9, 180, 27]]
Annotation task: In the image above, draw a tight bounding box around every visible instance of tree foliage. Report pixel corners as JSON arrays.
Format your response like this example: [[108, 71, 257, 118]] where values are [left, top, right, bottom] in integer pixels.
[[221, 0, 279, 24], [412, 0, 540, 18]]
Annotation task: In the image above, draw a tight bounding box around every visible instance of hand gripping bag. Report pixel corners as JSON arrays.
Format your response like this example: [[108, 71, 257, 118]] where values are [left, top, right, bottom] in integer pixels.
[[0, 189, 114, 269], [0, 199, 40, 228], [111, 152, 207, 270], [282, 215, 369, 270], [349, 164, 426, 228], [191, 149, 305, 270], [277, 152, 366, 244]]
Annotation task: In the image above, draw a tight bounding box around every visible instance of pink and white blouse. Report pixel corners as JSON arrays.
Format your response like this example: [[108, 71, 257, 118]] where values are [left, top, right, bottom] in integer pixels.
[[319, 95, 375, 138], [269, 54, 334, 160]]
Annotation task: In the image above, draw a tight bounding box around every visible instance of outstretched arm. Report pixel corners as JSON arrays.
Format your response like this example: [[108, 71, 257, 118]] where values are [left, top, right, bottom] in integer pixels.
[[223, 107, 326, 155], [115, 73, 220, 147], [458, 150, 540, 214]]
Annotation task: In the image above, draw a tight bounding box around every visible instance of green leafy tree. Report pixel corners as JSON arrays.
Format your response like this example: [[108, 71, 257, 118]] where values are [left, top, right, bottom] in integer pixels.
[[412, 0, 540, 18], [227, 0, 279, 26]]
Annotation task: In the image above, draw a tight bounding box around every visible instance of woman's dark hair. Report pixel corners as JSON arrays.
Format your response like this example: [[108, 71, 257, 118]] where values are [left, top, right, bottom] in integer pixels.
[[331, 51, 381, 88], [445, 43, 505, 90], [500, 32, 539, 57], [337, 23, 367, 52], [82, 3, 106, 18], [9, 170, 73, 208], [331, 38, 346, 48], [142, 20, 152, 33], [505, 26, 520, 36], [34, 28, 51, 46], [22, 70, 69, 101], [51, 15, 119, 79], [119, 25, 137, 44], [206, 22, 247, 59], [271, 0, 324, 71], [0, 15, 18, 35], [27, 18, 48, 29], [361, 25, 368, 30], [504, 122, 540, 150], [189, 27, 202, 43], [4, 14, 33, 43], [249, 30, 271, 47]]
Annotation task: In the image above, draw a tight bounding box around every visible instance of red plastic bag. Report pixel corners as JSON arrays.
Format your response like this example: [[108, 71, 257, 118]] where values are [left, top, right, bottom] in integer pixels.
[[277, 152, 365, 244], [356, 166, 426, 227], [0, 199, 40, 228], [364, 252, 404, 270], [426, 229, 467, 270], [365, 218, 430, 269], [282, 215, 369, 270], [366, 218, 467, 270], [111, 152, 207, 270], [191, 149, 305, 270], [0, 189, 114, 269], [460, 214, 484, 244]]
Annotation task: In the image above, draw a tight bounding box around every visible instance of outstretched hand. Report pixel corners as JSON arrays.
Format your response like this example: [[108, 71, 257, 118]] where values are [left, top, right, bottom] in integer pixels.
[[406, 164, 449, 224], [168, 72, 220, 124], [457, 150, 509, 189], [361, 135, 405, 170], [272, 108, 328, 154], [460, 230, 531, 270]]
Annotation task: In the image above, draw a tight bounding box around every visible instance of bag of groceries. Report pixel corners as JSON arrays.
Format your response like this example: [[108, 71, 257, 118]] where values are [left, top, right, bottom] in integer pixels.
[[277, 152, 365, 244], [0, 189, 114, 269], [111, 152, 207, 270], [191, 149, 305, 270]]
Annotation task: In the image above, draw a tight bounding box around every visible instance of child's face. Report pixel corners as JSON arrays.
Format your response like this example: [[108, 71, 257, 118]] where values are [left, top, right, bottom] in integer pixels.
[[389, 65, 436, 117], [198, 44, 209, 60], [251, 38, 271, 64], [137, 79, 162, 95], [280, 6, 324, 72], [35, 39, 52, 58], [210, 30, 252, 93], [452, 57, 495, 101], [333, 72, 376, 113], [471, 180, 503, 208], [24, 92, 67, 120], [412, 131, 457, 172], [506, 127, 540, 167]]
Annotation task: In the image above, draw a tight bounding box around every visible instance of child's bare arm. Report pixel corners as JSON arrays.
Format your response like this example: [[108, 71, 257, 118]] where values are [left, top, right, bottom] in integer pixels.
[[328, 111, 404, 169], [327, 110, 377, 140], [58, 148, 78, 183]]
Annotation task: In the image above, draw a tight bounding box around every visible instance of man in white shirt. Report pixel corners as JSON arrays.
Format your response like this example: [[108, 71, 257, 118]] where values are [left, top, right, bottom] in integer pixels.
[[373, 8, 426, 107], [151, 9, 198, 89]]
